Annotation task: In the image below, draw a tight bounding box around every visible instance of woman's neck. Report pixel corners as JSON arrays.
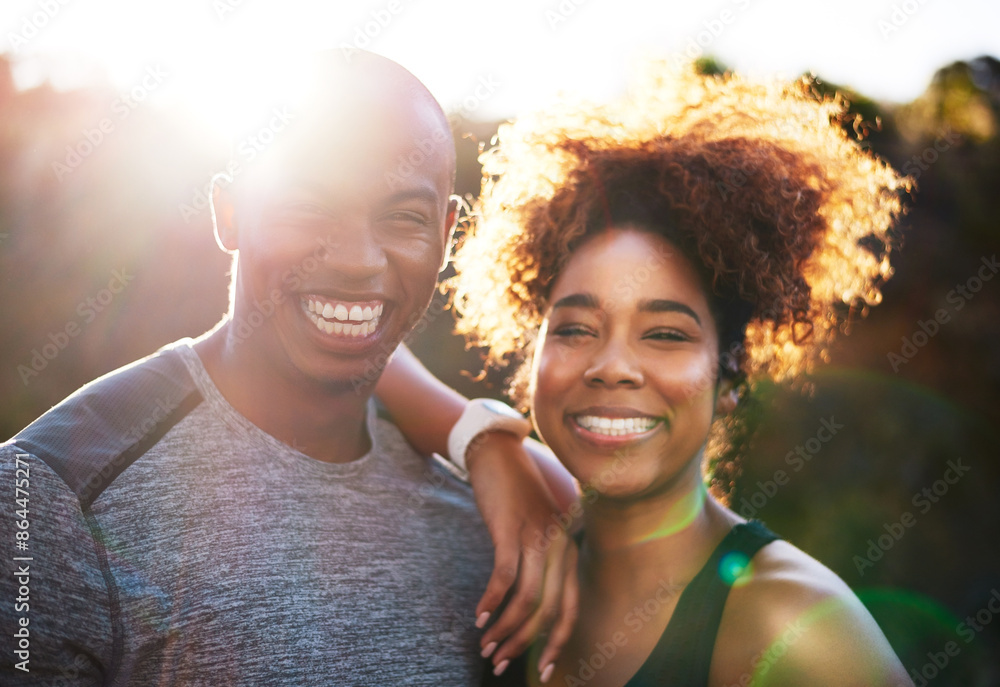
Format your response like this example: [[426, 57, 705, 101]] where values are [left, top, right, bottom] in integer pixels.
[[578, 473, 740, 596]]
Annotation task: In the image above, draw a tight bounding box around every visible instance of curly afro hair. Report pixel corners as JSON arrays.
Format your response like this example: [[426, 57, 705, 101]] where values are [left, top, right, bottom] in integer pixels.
[[447, 61, 910, 492]]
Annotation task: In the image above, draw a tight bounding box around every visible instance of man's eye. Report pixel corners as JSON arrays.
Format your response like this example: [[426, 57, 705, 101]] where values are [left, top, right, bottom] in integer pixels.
[[383, 211, 430, 226]]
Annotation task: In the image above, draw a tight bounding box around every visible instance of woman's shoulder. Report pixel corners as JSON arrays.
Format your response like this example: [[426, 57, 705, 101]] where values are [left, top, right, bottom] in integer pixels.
[[709, 531, 912, 686]]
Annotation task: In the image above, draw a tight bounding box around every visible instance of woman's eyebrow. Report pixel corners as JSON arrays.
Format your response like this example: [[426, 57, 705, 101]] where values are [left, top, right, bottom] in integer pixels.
[[551, 293, 599, 310], [551, 294, 701, 325], [637, 299, 701, 325]]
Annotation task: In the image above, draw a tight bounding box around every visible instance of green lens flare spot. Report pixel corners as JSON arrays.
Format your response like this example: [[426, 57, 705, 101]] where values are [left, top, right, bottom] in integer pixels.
[[719, 551, 753, 587]]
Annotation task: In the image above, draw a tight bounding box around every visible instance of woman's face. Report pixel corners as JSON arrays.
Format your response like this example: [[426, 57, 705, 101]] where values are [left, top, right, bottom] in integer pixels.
[[530, 227, 731, 501]]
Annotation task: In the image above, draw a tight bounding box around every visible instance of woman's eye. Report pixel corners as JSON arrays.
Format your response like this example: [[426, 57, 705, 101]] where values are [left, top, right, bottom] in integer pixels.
[[644, 329, 691, 342], [552, 324, 595, 338]]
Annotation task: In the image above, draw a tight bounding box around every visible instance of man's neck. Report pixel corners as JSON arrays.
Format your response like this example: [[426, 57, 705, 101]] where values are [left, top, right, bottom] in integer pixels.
[[192, 324, 373, 463]]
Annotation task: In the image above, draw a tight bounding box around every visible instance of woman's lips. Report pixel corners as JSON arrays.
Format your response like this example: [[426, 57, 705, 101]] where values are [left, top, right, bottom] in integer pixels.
[[567, 409, 665, 447], [574, 414, 659, 437]]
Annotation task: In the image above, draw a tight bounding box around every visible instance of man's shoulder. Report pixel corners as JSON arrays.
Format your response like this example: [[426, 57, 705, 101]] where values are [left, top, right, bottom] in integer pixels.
[[6, 341, 203, 506]]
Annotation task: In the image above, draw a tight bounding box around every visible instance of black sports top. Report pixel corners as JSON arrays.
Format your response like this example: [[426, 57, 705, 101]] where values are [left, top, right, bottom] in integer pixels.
[[482, 520, 780, 687]]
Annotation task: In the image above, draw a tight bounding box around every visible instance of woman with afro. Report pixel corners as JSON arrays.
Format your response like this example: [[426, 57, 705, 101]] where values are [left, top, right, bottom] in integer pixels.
[[454, 62, 914, 686]]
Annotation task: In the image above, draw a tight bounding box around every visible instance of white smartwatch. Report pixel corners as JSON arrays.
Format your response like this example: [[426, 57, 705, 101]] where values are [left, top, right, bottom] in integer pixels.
[[447, 398, 532, 475]]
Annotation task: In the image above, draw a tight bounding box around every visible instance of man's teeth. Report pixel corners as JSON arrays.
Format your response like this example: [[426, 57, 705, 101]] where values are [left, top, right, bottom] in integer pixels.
[[575, 415, 658, 436], [305, 299, 382, 321], [301, 298, 383, 337]]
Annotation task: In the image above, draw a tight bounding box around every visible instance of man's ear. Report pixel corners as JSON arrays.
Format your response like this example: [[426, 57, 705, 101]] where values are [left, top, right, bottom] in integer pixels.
[[440, 194, 461, 272], [210, 172, 239, 254], [715, 376, 739, 416]]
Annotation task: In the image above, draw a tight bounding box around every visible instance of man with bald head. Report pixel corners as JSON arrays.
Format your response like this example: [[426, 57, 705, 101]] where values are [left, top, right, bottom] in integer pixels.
[[0, 52, 574, 685]]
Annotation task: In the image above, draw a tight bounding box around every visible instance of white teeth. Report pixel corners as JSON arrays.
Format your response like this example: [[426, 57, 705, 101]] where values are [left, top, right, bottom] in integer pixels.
[[307, 314, 380, 338], [300, 296, 383, 337], [576, 415, 658, 437]]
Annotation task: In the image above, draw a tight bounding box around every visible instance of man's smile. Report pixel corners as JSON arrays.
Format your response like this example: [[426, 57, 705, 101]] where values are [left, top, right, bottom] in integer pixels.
[[300, 295, 384, 338]]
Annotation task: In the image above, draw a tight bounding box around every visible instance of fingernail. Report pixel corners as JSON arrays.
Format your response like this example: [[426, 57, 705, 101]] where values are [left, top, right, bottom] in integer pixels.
[[475, 611, 490, 629], [481, 642, 497, 658], [540, 663, 554, 683], [494, 659, 510, 676]]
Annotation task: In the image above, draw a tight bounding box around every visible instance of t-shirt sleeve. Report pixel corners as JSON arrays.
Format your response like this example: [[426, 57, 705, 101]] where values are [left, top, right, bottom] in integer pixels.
[[1, 444, 115, 685]]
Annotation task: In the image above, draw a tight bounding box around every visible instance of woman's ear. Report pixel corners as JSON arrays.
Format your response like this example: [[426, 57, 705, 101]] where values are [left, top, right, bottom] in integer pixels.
[[715, 377, 739, 415], [210, 172, 239, 254]]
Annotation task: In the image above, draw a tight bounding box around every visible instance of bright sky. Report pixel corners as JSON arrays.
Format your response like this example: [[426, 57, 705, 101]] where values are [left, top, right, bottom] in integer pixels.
[[1, 0, 996, 130]]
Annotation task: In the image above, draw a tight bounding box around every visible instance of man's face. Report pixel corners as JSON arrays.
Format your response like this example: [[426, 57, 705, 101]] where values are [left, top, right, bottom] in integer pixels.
[[223, 87, 456, 391]]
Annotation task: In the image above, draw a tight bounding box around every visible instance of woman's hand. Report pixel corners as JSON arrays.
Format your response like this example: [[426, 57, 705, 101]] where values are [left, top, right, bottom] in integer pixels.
[[466, 431, 580, 680]]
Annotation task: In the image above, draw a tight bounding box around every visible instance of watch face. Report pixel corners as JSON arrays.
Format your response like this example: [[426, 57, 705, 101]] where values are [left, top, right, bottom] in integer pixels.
[[482, 398, 523, 419]]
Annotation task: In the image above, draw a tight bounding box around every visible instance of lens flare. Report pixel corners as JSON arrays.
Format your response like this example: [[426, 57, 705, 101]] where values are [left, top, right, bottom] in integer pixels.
[[718, 551, 753, 587]]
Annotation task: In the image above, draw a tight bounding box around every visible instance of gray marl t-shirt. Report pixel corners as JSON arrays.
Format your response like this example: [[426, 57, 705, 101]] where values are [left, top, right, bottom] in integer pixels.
[[1, 340, 495, 685]]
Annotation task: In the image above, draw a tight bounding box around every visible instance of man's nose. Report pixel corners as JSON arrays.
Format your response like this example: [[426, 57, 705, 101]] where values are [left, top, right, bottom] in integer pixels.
[[319, 218, 388, 283]]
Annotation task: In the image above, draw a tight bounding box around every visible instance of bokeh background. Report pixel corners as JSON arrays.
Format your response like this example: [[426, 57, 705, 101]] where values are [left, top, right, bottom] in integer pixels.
[[2, 0, 998, 683]]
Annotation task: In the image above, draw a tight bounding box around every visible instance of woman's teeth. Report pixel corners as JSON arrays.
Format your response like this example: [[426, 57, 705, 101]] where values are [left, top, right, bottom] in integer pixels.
[[575, 415, 659, 437], [301, 297, 383, 337]]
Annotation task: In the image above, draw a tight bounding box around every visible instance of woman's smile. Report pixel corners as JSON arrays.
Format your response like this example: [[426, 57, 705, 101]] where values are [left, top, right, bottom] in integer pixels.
[[566, 406, 665, 448]]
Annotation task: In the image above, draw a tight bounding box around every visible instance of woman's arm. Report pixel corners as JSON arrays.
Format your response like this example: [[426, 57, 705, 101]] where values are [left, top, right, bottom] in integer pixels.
[[374, 344, 577, 509], [375, 344, 579, 677], [372, 343, 464, 456], [761, 588, 912, 686]]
